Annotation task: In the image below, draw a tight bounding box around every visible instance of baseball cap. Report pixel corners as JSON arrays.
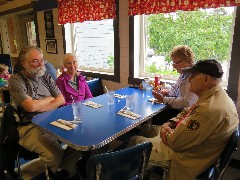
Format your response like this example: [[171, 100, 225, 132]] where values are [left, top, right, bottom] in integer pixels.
[[182, 59, 223, 78]]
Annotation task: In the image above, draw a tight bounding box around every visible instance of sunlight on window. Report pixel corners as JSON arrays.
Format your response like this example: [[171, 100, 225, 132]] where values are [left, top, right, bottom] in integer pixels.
[[73, 20, 114, 73]]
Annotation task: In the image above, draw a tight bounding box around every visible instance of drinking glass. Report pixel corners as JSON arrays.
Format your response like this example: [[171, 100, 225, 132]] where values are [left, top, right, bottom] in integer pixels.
[[126, 94, 134, 110], [146, 84, 153, 97], [107, 91, 115, 105], [72, 102, 81, 120]]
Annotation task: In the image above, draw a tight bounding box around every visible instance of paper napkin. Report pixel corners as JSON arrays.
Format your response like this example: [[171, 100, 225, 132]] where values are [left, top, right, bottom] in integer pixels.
[[51, 119, 77, 130], [117, 110, 141, 120], [114, 94, 126, 99], [82, 101, 103, 108], [148, 98, 163, 104]]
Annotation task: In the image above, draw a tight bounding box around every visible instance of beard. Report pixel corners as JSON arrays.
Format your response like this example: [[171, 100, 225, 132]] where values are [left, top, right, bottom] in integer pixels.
[[25, 65, 46, 78]]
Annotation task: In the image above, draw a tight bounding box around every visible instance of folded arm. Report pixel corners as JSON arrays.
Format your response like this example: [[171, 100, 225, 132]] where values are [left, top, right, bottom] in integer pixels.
[[21, 94, 65, 112]]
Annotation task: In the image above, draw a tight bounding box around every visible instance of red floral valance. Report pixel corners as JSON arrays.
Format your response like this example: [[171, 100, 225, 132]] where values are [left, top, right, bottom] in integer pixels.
[[58, 0, 116, 24], [128, 0, 240, 16]]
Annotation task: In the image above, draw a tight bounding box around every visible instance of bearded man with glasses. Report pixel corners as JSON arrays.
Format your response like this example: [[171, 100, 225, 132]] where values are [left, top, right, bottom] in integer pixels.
[[9, 46, 81, 180]]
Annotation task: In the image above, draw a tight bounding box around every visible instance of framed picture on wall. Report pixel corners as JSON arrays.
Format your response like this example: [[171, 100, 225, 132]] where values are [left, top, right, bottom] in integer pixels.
[[46, 21, 53, 29], [44, 10, 53, 22], [45, 39, 57, 54], [46, 29, 55, 38], [44, 10, 55, 38]]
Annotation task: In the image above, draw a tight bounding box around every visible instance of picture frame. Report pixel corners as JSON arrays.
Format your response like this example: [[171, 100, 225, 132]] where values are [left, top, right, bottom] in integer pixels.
[[46, 29, 55, 38], [45, 21, 53, 29], [45, 39, 58, 54], [44, 10, 53, 22], [44, 10, 55, 38]]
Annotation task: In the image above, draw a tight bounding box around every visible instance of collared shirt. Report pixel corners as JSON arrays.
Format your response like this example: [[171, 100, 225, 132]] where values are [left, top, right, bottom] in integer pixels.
[[9, 71, 61, 123], [166, 84, 239, 179], [56, 72, 93, 105], [163, 73, 198, 109]]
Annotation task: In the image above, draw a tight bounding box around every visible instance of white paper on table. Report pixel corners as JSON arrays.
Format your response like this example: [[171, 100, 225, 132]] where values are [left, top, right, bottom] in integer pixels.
[[114, 94, 126, 99], [148, 98, 164, 104], [117, 110, 141, 120], [50, 119, 77, 130], [82, 101, 103, 109]]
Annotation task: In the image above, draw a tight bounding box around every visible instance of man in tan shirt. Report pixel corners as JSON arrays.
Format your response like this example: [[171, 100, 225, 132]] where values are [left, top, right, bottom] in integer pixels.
[[129, 59, 239, 179]]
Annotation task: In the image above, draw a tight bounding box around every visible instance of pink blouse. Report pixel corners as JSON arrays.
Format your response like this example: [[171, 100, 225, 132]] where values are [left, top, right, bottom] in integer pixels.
[[56, 72, 93, 105]]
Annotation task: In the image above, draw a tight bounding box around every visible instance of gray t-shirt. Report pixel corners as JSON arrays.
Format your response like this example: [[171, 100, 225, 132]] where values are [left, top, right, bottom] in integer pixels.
[[9, 71, 61, 122]]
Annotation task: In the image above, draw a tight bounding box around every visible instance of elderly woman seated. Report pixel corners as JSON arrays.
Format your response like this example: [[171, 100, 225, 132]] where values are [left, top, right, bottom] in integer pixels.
[[56, 53, 93, 105]]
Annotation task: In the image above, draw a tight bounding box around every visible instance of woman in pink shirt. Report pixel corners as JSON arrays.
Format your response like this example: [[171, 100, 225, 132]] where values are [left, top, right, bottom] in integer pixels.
[[56, 53, 93, 105]]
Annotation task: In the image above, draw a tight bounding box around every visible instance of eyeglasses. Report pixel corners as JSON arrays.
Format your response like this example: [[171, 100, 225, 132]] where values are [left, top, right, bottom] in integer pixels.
[[30, 59, 46, 65], [172, 59, 184, 65]]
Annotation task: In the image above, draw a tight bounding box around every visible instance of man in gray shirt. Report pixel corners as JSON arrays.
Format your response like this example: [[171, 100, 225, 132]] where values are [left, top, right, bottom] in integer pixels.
[[9, 46, 81, 179]]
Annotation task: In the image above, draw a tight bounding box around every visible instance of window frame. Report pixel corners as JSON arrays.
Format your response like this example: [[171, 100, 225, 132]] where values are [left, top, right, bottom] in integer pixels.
[[63, 0, 120, 82], [129, 7, 240, 100]]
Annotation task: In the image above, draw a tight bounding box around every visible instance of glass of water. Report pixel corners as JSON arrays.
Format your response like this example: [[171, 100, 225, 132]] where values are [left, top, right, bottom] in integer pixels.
[[126, 94, 134, 110], [146, 83, 153, 97], [72, 102, 81, 121]]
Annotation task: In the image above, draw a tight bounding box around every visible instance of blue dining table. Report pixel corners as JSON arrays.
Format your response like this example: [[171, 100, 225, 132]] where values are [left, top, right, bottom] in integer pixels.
[[32, 87, 168, 151]]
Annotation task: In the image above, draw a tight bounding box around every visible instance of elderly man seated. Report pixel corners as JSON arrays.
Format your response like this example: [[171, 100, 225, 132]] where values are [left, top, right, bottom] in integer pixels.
[[9, 46, 81, 180], [128, 59, 239, 179]]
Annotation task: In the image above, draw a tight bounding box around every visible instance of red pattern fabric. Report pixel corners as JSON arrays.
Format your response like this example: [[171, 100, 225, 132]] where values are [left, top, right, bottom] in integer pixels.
[[128, 0, 240, 16], [58, 0, 116, 24]]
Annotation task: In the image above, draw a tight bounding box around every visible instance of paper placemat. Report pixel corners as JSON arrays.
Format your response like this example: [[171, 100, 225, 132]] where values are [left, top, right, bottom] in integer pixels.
[[117, 110, 141, 120], [148, 98, 163, 104], [51, 120, 77, 130], [82, 101, 103, 109], [114, 94, 126, 99]]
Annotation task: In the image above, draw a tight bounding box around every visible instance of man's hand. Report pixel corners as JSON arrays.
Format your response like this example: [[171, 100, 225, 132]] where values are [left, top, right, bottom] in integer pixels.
[[160, 122, 174, 145], [152, 90, 164, 102]]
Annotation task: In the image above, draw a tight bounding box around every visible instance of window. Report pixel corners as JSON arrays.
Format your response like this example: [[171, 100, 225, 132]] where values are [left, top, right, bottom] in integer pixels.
[[26, 21, 37, 46], [64, 18, 120, 81], [130, 7, 236, 87]]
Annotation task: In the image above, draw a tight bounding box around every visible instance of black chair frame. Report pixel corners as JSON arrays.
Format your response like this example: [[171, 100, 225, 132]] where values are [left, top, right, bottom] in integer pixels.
[[85, 142, 152, 180]]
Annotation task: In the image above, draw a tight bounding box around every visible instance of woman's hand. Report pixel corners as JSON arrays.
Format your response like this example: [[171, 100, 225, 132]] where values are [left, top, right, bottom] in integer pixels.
[[160, 88, 169, 96], [152, 90, 163, 102]]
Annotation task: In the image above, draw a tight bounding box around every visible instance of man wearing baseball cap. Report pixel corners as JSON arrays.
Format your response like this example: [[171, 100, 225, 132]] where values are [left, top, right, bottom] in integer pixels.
[[128, 59, 239, 179]]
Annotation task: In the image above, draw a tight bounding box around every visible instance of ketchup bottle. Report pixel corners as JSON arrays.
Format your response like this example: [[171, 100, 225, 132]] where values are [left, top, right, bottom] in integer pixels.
[[154, 76, 159, 87]]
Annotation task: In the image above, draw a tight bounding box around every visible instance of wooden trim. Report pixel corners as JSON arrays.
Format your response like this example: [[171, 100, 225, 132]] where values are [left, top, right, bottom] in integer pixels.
[[227, 6, 240, 100], [0, 4, 33, 16]]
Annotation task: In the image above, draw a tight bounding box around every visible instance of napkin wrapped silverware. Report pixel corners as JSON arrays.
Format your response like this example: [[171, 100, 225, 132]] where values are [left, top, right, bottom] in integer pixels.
[[51, 119, 77, 130], [114, 94, 126, 99], [117, 109, 141, 120], [82, 101, 103, 108]]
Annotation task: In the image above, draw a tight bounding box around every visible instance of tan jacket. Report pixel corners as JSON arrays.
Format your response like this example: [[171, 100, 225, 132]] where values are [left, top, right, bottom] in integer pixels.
[[166, 85, 239, 180]]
